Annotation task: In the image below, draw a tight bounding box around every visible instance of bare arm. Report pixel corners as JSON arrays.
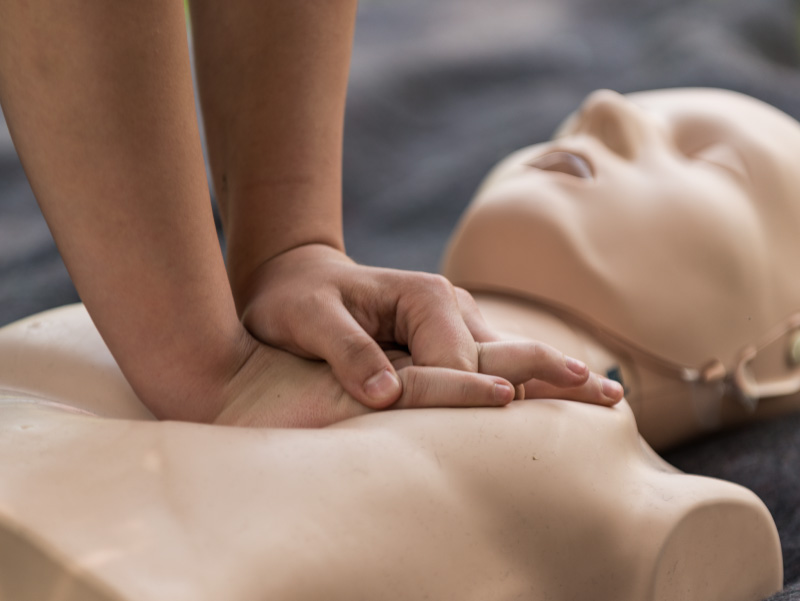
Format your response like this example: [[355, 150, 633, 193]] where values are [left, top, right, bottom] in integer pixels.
[[0, 0, 249, 421], [189, 0, 354, 297], [188, 0, 618, 408]]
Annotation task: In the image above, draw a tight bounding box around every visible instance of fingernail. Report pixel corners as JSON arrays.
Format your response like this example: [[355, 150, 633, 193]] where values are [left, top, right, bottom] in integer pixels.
[[565, 356, 588, 376], [493, 382, 515, 404], [601, 377, 624, 401], [365, 369, 401, 404]]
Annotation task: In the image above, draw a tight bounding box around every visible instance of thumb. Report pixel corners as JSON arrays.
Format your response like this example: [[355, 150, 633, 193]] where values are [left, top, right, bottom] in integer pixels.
[[309, 305, 403, 410]]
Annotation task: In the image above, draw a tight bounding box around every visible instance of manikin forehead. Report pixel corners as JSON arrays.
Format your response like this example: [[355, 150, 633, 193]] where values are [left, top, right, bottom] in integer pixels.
[[627, 88, 789, 129], [609, 88, 800, 167], [630, 89, 800, 238], [552, 88, 800, 157]]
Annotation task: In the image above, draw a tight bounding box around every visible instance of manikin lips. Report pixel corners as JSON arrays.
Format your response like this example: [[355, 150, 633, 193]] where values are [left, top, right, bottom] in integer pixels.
[[528, 151, 593, 179]]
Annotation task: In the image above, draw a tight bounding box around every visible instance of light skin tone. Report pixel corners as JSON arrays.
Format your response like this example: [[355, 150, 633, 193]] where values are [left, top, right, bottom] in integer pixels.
[[445, 87, 800, 446], [0, 0, 622, 426], [447, 88, 800, 369]]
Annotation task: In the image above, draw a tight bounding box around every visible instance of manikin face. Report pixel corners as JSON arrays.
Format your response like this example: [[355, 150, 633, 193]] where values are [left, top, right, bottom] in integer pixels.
[[444, 89, 800, 369]]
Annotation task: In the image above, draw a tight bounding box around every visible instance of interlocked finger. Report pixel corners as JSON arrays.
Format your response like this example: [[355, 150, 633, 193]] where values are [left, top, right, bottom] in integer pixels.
[[476, 340, 591, 388], [524, 372, 624, 406]]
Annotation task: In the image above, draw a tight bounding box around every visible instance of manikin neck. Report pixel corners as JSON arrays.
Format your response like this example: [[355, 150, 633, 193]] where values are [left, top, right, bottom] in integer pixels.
[[471, 292, 624, 386], [471, 292, 800, 450]]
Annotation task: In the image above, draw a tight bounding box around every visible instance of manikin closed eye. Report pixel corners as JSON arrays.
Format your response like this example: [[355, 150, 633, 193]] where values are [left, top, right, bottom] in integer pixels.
[[527, 151, 594, 179], [687, 142, 749, 182]]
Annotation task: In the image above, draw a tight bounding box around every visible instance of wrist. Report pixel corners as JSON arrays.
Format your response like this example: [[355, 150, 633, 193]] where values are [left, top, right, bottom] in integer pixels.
[[130, 319, 260, 424], [222, 183, 345, 297], [230, 241, 350, 316]]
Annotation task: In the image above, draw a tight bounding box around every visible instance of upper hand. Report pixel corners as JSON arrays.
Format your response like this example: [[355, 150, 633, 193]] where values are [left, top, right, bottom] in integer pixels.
[[236, 244, 623, 411]]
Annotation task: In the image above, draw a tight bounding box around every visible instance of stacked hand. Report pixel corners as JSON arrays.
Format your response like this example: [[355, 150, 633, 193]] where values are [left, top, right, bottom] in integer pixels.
[[220, 243, 623, 426]]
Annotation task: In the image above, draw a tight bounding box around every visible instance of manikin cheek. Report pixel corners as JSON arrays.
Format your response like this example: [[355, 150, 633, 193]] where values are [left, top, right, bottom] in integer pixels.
[[446, 170, 770, 368], [445, 189, 601, 300], [572, 179, 770, 366]]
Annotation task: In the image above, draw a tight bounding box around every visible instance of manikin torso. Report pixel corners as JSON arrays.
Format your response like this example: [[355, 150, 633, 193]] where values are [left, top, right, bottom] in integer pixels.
[[1, 87, 796, 601], [0, 305, 783, 601]]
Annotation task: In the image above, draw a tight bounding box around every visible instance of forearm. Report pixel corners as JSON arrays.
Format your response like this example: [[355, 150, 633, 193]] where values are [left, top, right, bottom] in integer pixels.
[[189, 0, 358, 304], [0, 0, 249, 420]]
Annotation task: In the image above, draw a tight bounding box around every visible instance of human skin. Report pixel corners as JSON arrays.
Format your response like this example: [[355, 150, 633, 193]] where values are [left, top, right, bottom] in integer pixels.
[[186, 0, 620, 408], [443, 88, 800, 448], [0, 0, 619, 426], [0, 307, 782, 601], [0, 0, 242, 422]]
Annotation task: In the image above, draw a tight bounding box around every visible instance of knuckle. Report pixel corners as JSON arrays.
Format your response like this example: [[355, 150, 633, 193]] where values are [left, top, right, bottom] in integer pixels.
[[297, 289, 334, 315], [454, 286, 477, 307], [427, 274, 456, 297], [407, 272, 454, 297], [401, 370, 428, 407], [452, 353, 477, 373], [399, 275, 463, 326], [530, 342, 550, 367]]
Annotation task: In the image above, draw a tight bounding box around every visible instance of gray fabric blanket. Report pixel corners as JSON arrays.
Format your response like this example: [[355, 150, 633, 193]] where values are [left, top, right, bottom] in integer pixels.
[[1, 0, 798, 597]]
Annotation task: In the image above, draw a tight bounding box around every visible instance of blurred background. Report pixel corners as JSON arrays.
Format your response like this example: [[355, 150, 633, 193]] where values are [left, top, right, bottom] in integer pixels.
[[3, 0, 800, 326], [1, 0, 800, 598]]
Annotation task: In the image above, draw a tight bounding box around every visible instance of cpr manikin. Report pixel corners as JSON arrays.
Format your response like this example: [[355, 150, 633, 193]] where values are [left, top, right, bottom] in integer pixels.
[[0, 88, 793, 601], [444, 87, 800, 449]]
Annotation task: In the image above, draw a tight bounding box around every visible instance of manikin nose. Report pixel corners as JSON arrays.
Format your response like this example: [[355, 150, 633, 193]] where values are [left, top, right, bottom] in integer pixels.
[[574, 89, 654, 159]]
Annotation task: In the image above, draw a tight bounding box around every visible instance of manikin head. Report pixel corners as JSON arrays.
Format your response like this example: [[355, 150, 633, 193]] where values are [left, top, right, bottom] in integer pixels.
[[443, 88, 800, 407]]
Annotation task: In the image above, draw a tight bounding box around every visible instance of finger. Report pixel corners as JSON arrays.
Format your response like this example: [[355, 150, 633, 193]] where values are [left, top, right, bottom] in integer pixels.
[[385, 349, 414, 370], [297, 304, 403, 410], [386, 349, 525, 400], [476, 340, 591, 387], [523, 372, 624, 406], [398, 274, 479, 372], [454, 287, 503, 343], [392, 366, 516, 409]]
